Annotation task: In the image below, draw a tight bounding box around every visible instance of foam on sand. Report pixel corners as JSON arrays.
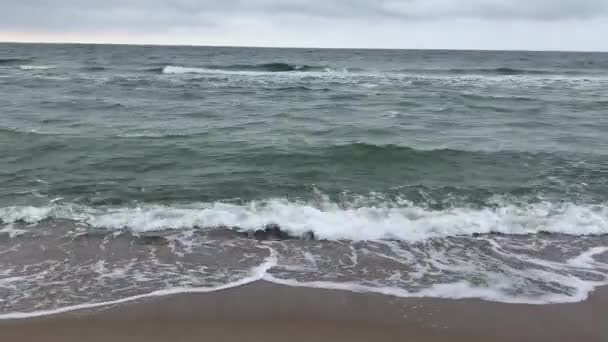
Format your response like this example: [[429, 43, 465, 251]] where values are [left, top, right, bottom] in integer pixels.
[[0, 249, 278, 320]]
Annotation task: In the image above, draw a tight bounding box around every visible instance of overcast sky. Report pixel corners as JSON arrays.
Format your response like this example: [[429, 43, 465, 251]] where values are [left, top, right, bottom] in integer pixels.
[[0, 0, 607, 51]]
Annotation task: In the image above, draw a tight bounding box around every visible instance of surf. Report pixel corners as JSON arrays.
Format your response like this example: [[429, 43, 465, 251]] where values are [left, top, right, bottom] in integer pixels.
[[161, 63, 335, 75], [2, 199, 608, 240]]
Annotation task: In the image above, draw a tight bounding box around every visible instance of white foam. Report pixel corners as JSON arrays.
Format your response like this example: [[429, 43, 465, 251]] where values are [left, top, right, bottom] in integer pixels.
[[161, 65, 271, 76], [0, 206, 55, 224], [161, 65, 342, 77], [264, 242, 608, 304], [162, 65, 218, 75], [0, 205, 90, 224], [74, 200, 608, 239], [0, 250, 277, 320], [158, 65, 608, 84], [0, 238, 606, 319], [1, 200, 607, 240], [568, 247, 608, 268], [19, 65, 55, 70], [262, 274, 593, 305], [0, 224, 27, 238]]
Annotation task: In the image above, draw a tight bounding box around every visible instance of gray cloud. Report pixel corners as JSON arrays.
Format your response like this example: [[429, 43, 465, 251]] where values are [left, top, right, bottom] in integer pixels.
[[377, 0, 608, 21], [2, 0, 608, 30], [0, 1, 607, 50]]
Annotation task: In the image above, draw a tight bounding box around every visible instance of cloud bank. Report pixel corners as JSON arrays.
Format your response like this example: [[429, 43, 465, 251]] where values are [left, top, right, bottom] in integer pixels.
[[1, 0, 607, 50]]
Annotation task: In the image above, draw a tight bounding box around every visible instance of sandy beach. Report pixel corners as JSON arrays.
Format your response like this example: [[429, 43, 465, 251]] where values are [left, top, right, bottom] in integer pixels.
[[1, 281, 607, 342]]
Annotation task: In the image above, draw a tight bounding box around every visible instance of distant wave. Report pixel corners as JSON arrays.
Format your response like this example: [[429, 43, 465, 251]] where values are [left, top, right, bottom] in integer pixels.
[[0, 127, 61, 137], [161, 66, 215, 74], [160, 63, 336, 75], [156, 64, 596, 79], [225, 142, 606, 181], [116, 131, 205, 139], [398, 67, 585, 76], [308, 143, 496, 161], [143, 67, 165, 73], [0, 58, 31, 65], [81, 66, 107, 72], [217, 62, 327, 72], [273, 86, 330, 92], [19, 65, 55, 70], [450, 67, 554, 75], [459, 93, 537, 102]]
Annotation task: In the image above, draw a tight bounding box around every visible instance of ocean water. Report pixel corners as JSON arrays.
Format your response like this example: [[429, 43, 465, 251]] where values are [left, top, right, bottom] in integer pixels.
[[1, 43, 608, 317]]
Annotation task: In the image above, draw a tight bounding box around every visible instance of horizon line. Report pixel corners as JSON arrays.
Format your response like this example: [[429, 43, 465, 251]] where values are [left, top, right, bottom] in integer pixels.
[[1, 40, 606, 54]]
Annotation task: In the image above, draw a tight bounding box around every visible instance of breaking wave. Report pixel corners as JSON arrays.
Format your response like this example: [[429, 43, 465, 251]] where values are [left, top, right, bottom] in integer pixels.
[[19, 65, 55, 70], [2, 199, 607, 240], [161, 63, 335, 75]]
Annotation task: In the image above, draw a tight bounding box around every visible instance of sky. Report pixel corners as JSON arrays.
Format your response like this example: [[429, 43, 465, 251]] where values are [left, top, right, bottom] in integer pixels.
[[0, 0, 607, 51]]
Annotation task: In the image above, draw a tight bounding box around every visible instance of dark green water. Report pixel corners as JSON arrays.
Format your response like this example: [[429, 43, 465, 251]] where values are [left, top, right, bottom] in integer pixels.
[[0, 44, 607, 315], [2, 44, 608, 209]]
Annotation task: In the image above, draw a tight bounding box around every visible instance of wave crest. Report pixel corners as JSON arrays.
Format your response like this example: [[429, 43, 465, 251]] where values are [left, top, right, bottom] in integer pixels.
[[161, 63, 332, 75], [398, 67, 589, 77], [220, 62, 324, 72], [2, 200, 607, 240], [450, 67, 553, 75], [0, 58, 31, 65], [19, 65, 55, 70]]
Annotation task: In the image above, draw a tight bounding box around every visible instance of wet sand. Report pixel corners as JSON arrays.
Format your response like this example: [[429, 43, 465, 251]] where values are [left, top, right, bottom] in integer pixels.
[[1, 281, 607, 342]]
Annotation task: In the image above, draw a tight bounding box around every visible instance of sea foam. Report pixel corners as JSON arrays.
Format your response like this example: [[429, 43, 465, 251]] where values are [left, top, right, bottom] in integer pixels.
[[2, 199, 607, 240], [0, 250, 278, 320], [19, 65, 55, 70]]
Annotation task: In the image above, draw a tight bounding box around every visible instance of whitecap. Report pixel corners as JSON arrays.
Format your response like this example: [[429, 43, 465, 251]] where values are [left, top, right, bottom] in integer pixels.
[[1, 199, 607, 240], [19, 65, 55, 70]]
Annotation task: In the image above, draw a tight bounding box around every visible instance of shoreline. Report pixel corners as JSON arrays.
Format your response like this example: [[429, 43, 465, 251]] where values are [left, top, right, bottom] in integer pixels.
[[1, 281, 607, 341]]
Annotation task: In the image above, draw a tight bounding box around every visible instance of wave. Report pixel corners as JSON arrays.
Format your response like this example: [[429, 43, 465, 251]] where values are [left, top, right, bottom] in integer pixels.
[[115, 131, 202, 139], [217, 63, 326, 72], [398, 67, 587, 77], [19, 65, 55, 70], [0, 58, 31, 65], [273, 86, 330, 92], [0, 127, 61, 137], [158, 64, 592, 79], [160, 63, 335, 75], [300, 143, 541, 162], [459, 93, 537, 102], [450, 67, 554, 76], [287, 142, 606, 163], [161, 66, 215, 74], [143, 67, 165, 73], [81, 66, 107, 72], [2, 199, 607, 240], [2, 200, 607, 315]]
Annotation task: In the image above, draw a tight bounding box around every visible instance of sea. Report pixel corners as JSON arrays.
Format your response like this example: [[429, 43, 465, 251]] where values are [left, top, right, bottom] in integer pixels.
[[1, 43, 608, 318]]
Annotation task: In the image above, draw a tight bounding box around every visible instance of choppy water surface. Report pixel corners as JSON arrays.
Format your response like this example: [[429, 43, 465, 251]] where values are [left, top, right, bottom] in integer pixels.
[[1, 44, 608, 317]]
